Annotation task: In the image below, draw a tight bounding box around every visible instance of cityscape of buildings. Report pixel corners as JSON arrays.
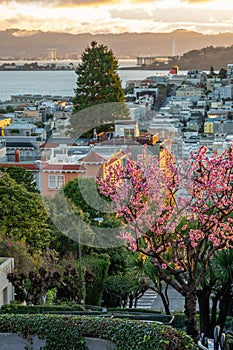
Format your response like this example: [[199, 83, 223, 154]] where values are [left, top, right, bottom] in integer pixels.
[[1, 64, 233, 198]]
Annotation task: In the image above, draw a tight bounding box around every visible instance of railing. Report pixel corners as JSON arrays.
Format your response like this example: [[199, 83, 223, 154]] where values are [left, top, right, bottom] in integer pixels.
[[198, 326, 233, 350]]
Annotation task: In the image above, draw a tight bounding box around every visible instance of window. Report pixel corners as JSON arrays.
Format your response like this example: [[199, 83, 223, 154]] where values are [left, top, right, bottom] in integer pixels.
[[3, 287, 8, 304], [48, 175, 64, 189]]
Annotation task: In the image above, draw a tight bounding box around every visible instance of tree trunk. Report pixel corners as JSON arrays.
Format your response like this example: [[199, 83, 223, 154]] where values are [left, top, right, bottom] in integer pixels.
[[217, 284, 232, 332], [158, 291, 171, 315], [129, 294, 134, 308], [198, 286, 211, 337], [184, 286, 199, 341], [210, 295, 218, 333]]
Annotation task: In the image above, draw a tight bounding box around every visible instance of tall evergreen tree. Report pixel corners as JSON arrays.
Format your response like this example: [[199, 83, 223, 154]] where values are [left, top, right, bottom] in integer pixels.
[[69, 41, 128, 138], [73, 41, 125, 112]]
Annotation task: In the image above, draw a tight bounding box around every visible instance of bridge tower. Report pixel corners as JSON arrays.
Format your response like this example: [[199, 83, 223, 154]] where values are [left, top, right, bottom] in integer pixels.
[[47, 48, 57, 61]]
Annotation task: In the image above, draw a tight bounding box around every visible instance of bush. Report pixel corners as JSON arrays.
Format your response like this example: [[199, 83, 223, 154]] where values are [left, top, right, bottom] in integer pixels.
[[0, 314, 198, 350], [108, 307, 161, 313], [225, 316, 233, 331], [84, 253, 110, 306], [172, 312, 186, 329], [0, 304, 85, 314]]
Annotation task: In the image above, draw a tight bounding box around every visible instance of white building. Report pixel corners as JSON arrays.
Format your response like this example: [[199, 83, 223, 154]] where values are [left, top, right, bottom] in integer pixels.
[[114, 120, 140, 138], [0, 258, 14, 306]]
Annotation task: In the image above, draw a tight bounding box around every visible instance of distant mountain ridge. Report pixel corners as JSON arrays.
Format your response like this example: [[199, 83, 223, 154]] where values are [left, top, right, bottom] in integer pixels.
[[1, 28, 233, 60], [144, 45, 233, 71]]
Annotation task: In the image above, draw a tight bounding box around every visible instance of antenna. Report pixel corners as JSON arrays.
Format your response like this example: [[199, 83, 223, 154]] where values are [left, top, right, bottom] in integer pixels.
[[172, 36, 176, 57]]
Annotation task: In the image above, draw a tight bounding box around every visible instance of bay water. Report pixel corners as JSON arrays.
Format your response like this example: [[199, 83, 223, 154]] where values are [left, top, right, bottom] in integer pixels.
[[0, 59, 169, 102]]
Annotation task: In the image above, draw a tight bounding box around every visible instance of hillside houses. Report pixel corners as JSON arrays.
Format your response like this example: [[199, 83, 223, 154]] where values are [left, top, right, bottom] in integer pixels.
[[1, 63, 233, 197]]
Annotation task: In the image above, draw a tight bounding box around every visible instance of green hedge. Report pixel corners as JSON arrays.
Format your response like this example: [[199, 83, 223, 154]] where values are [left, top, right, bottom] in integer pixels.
[[0, 305, 174, 324], [0, 305, 185, 326], [0, 314, 198, 350], [108, 307, 162, 313], [0, 304, 85, 314]]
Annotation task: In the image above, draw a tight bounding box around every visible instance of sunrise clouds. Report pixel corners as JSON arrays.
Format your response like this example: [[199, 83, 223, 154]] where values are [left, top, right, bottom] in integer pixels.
[[0, 0, 233, 34]]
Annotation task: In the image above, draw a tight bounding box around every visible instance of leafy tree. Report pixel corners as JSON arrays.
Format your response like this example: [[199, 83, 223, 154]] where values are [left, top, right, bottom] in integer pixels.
[[6, 105, 14, 113], [7, 267, 61, 305], [0, 238, 34, 273], [218, 68, 227, 79], [0, 172, 51, 252], [56, 263, 85, 304], [198, 248, 233, 336], [62, 177, 121, 248], [0, 166, 38, 193], [98, 145, 233, 340], [103, 274, 135, 308], [84, 253, 110, 306], [125, 253, 150, 309], [209, 65, 216, 77], [143, 257, 171, 315]]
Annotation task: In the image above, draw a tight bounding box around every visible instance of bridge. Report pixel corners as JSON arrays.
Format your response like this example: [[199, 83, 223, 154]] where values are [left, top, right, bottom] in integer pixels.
[[136, 55, 176, 66]]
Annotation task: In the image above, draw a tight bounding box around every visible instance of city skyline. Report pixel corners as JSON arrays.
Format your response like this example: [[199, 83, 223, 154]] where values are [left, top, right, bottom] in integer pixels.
[[1, 0, 233, 36]]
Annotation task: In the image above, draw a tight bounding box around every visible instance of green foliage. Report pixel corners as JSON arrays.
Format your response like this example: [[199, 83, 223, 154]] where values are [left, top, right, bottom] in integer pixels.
[[5, 105, 14, 113], [0, 304, 85, 314], [0, 166, 38, 192], [0, 238, 34, 272], [225, 317, 233, 331], [103, 274, 135, 307], [56, 264, 85, 304], [7, 267, 61, 305], [154, 45, 233, 70], [73, 41, 125, 113], [0, 173, 51, 252], [84, 253, 110, 305], [108, 307, 162, 313], [69, 41, 129, 138], [172, 312, 187, 329], [0, 314, 198, 350], [62, 177, 122, 247]]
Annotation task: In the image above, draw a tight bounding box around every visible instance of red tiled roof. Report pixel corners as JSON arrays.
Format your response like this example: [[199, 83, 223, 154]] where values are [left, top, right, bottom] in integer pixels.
[[0, 163, 39, 171], [42, 164, 86, 172]]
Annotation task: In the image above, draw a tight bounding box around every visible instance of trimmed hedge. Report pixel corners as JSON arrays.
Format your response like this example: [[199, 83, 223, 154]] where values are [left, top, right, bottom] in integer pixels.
[[0, 304, 85, 314], [108, 307, 162, 313], [0, 314, 198, 350], [0, 305, 174, 324]]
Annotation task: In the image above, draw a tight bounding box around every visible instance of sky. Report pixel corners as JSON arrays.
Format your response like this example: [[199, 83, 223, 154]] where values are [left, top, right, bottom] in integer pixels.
[[1, 0, 233, 35]]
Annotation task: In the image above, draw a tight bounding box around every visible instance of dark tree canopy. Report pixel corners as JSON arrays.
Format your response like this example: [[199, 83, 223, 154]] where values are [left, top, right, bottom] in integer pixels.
[[73, 41, 125, 113], [0, 166, 38, 193], [69, 42, 129, 138], [0, 172, 51, 252]]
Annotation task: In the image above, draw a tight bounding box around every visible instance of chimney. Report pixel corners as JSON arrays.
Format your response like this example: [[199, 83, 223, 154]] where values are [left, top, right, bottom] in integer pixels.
[[15, 149, 20, 162]]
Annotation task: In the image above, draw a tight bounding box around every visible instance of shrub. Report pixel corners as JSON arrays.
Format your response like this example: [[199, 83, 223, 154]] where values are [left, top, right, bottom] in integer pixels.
[[0, 304, 85, 314], [84, 253, 110, 306], [0, 314, 197, 350]]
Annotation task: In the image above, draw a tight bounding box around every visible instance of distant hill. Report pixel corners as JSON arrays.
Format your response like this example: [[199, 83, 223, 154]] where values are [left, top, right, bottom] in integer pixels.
[[147, 45, 233, 71], [1, 28, 233, 60]]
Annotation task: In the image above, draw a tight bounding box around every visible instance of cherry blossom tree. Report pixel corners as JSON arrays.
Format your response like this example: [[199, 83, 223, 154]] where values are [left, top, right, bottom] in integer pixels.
[[98, 145, 233, 340]]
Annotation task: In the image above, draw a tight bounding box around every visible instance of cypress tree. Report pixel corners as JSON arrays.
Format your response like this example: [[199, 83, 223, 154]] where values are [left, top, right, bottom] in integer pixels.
[[69, 41, 129, 138], [73, 41, 125, 112]]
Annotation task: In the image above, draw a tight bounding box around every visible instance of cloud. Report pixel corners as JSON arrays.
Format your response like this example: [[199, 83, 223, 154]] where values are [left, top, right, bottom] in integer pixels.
[[110, 8, 151, 20], [181, 0, 213, 3], [0, 0, 119, 5]]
